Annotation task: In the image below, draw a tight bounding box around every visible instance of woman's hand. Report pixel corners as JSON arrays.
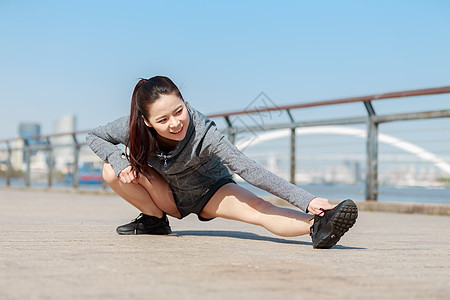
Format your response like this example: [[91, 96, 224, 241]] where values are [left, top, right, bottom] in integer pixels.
[[118, 166, 139, 184], [307, 197, 335, 216]]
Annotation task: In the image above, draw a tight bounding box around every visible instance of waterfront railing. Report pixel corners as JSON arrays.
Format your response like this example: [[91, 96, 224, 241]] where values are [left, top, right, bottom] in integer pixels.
[[1, 86, 449, 201]]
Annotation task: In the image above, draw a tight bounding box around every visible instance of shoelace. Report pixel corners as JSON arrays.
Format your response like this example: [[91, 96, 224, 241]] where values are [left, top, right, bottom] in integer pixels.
[[310, 208, 329, 236], [132, 213, 145, 234], [131, 213, 145, 223]]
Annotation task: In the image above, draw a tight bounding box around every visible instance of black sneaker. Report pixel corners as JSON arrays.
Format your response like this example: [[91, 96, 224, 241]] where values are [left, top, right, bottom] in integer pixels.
[[116, 213, 172, 235], [310, 199, 358, 249]]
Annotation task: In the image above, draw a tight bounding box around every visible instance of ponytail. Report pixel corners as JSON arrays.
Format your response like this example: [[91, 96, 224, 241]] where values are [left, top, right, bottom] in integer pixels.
[[126, 79, 158, 181]]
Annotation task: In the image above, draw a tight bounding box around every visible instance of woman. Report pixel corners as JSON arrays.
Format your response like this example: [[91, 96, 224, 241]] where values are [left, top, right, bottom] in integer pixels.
[[86, 76, 358, 249]]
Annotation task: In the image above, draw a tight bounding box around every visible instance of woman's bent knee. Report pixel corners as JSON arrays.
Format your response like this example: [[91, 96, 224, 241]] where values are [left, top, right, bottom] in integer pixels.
[[102, 163, 118, 184]]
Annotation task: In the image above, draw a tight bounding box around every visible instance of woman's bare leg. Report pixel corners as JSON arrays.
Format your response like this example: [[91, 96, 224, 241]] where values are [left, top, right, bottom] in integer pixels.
[[102, 163, 181, 219], [200, 183, 313, 237]]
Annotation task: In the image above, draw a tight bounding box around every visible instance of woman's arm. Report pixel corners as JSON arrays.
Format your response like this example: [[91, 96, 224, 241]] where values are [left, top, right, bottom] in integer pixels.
[[86, 116, 131, 177], [205, 127, 316, 213]]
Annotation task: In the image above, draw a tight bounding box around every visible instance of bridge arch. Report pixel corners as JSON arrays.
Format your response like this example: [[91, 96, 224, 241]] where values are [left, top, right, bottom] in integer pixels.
[[235, 126, 450, 174]]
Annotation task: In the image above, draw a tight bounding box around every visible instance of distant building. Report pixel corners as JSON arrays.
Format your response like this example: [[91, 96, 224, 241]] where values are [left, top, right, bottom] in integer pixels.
[[52, 115, 76, 170], [19, 122, 40, 139], [18, 122, 41, 162], [11, 138, 24, 169]]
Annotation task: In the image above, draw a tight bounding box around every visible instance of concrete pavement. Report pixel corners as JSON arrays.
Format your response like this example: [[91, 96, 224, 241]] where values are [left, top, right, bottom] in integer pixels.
[[0, 188, 449, 299]]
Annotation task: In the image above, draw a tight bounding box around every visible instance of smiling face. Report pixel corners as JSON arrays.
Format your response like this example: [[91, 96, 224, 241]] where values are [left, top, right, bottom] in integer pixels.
[[142, 93, 190, 148]]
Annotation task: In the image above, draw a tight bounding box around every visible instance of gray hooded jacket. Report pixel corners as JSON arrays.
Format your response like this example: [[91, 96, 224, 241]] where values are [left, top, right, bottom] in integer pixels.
[[86, 102, 315, 213]]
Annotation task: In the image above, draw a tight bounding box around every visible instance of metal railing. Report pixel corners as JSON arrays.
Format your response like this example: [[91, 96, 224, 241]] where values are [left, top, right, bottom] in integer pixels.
[[0, 131, 90, 189], [0, 86, 449, 201], [207, 86, 450, 200]]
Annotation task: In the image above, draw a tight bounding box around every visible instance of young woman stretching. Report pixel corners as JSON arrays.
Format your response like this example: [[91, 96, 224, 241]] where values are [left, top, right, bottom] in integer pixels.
[[86, 76, 358, 249]]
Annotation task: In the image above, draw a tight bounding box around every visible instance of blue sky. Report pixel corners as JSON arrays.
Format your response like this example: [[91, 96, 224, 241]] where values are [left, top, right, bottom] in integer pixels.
[[0, 0, 449, 140]]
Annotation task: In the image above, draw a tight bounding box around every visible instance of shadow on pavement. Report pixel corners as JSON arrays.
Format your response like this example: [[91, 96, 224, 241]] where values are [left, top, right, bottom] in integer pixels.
[[173, 230, 365, 249]]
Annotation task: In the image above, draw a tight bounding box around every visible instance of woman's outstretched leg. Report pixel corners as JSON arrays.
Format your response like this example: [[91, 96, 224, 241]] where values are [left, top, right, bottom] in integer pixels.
[[200, 183, 358, 248], [200, 183, 313, 237]]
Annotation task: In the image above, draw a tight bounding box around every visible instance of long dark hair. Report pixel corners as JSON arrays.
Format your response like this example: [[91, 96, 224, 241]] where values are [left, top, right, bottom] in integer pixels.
[[126, 76, 183, 180]]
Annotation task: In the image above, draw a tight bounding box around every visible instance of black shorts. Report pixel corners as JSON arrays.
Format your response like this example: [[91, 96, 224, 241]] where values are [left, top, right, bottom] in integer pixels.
[[175, 177, 236, 221]]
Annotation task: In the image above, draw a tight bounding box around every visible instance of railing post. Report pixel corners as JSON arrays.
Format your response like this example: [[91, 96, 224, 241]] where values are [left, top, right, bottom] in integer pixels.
[[24, 139, 31, 187], [6, 141, 12, 187], [46, 138, 53, 188], [224, 116, 235, 144], [290, 128, 296, 184], [364, 101, 378, 201], [72, 134, 80, 189], [287, 110, 296, 184]]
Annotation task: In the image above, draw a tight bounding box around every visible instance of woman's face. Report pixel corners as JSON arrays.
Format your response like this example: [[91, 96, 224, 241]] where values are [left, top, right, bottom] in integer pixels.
[[143, 94, 190, 146]]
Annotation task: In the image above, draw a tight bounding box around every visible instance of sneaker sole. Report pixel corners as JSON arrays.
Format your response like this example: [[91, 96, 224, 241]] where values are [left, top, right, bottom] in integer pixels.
[[116, 226, 172, 235], [313, 199, 358, 249]]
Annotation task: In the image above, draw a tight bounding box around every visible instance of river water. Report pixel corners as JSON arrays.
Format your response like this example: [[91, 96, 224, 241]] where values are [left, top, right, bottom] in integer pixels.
[[240, 182, 450, 205]]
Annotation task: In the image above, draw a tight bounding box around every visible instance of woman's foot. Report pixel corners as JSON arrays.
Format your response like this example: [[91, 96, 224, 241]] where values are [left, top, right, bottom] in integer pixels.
[[310, 199, 358, 249], [116, 213, 172, 235]]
